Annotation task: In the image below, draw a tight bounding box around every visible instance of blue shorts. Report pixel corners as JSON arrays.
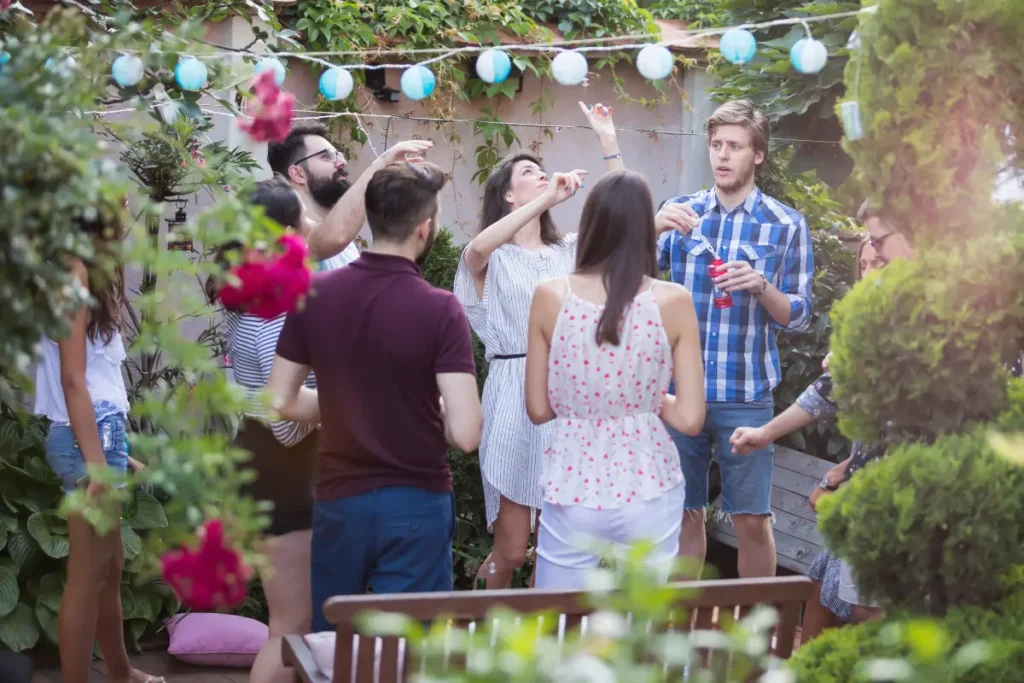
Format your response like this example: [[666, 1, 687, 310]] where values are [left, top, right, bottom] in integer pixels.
[[45, 413, 129, 493], [310, 486, 455, 633], [667, 401, 774, 516]]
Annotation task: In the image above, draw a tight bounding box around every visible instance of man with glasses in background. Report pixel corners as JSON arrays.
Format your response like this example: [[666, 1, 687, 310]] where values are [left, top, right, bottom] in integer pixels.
[[268, 122, 432, 270]]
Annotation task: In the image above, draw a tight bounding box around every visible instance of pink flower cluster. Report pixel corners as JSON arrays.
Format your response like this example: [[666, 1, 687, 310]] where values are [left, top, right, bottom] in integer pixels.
[[239, 70, 295, 143], [161, 519, 250, 611], [0, 0, 11, 11], [218, 233, 311, 319]]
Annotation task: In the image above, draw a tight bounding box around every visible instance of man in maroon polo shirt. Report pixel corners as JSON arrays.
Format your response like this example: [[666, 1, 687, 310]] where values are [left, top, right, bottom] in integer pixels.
[[267, 161, 482, 632]]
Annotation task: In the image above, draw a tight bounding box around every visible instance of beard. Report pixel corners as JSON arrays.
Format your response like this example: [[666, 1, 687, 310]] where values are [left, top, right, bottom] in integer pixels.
[[416, 220, 438, 267], [716, 164, 757, 194], [307, 171, 352, 210]]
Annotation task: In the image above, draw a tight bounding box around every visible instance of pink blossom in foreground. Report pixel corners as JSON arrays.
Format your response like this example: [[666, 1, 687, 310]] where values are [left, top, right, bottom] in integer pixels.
[[218, 233, 310, 318], [238, 70, 295, 143], [161, 519, 250, 611]]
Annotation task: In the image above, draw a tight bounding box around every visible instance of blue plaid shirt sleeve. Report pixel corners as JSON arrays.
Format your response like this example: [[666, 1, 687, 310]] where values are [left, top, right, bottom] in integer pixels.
[[657, 231, 672, 271], [771, 215, 814, 332]]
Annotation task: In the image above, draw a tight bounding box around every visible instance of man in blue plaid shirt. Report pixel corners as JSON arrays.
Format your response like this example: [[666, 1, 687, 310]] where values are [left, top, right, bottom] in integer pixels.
[[655, 100, 814, 578]]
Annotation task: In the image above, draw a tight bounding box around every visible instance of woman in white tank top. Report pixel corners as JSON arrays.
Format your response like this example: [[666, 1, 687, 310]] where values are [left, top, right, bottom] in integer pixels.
[[34, 212, 164, 683], [524, 171, 706, 588]]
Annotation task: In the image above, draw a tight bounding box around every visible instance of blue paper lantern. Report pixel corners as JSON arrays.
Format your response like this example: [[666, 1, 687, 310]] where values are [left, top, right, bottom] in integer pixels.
[[551, 50, 588, 86], [401, 65, 436, 101], [112, 54, 144, 88], [475, 49, 512, 84], [45, 55, 76, 76], [720, 28, 757, 65], [174, 57, 207, 91], [790, 37, 828, 74], [318, 67, 354, 101], [0, 52, 9, 71], [254, 56, 286, 85], [636, 44, 673, 81]]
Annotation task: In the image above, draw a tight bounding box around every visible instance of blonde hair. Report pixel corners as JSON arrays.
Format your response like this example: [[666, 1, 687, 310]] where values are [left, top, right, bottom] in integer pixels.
[[705, 99, 770, 160]]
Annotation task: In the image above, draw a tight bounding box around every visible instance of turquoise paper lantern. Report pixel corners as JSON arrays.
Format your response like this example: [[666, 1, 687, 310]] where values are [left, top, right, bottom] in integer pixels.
[[175, 57, 207, 91], [720, 28, 756, 65], [0, 51, 9, 72], [790, 38, 828, 74], [112, 54, 144, 88], [319, 67, 354, 101], [255, 57, 286, 85], [475, 49, 512, 84], [45, 55, 76, 75], [401, 65, 436, 101], [551, 50, 588, 86], [636, 44, 673, 81]]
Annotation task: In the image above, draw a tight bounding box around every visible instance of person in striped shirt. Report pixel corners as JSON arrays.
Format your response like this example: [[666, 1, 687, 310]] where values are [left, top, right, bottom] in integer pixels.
[[654, 99, 815, 579]]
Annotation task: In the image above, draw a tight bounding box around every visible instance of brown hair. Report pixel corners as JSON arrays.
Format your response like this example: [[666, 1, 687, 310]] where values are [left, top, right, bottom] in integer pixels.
[[855, 238, 870, 281], [575, 170, 659, 346], [365, 161, 447, 242], [75, 211, 125, 344], [705, 99, 770, 162], [479, 152, 562, 246]]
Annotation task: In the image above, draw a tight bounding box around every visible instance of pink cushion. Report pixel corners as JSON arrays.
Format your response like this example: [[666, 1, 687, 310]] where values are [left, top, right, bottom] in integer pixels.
[[166, 613, 269, 668]]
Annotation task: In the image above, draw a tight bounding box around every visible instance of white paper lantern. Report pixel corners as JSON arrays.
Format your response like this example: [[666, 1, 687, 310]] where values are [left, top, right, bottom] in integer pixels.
[[720, 28, 757, 65], [790, 38, 828, 74], [636, 44, 673, 81], [174, 57, 208, 91], [318, 67, 354, 101], [476, 49, 512, 84], [112, 54, 144, 88], [401, 65, 436, 100], [551, 50, 588, 86], [254, 57, 287, 85]]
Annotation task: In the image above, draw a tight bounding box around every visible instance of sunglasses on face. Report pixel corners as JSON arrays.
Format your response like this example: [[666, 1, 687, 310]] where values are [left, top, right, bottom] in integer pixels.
[[294, 148, 345, 166]]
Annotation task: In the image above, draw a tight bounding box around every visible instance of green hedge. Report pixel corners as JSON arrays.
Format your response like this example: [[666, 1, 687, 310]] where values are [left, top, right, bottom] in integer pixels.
[[790, 592, 1024, 682], [828, 230, 1024, 446], [817, 419, 1024, 615]]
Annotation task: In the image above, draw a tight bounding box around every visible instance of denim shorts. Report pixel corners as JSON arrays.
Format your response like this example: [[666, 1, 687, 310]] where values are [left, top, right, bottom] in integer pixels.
[[45, 413, 129, 493], [666, 401, 775, 515]]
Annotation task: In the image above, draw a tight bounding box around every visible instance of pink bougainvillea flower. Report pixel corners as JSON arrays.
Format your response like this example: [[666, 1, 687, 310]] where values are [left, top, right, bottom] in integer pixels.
[[217, 234, 310, 318], [238, 70, 295, 143], [161, 519, 250, 611], [0, 0, 11, 11]]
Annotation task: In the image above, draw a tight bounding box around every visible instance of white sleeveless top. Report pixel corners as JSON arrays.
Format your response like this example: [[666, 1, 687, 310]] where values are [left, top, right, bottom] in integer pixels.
[[34, 332, 130, 424]]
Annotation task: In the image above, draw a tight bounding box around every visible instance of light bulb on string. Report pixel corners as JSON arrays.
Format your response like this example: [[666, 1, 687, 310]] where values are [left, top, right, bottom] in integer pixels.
[[720, 28, 756, 65], [175, 57, 208, 91], [0, 51, 9, 72], [254, 57, 286, 85], [401, 65, 436, 100], [111, 53, 144, 87], [319, 66, 354, 101], [636, 44, 673, 81], [476, 48, 512, 84], [551, 50, 588, 86]]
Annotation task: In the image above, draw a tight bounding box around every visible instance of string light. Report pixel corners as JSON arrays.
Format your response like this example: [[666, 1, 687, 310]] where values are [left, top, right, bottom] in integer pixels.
[[254, 56, 286, 85], [112, 53, 144, 87], [476, 48, 512, 84], [551, 50, 589, 86]]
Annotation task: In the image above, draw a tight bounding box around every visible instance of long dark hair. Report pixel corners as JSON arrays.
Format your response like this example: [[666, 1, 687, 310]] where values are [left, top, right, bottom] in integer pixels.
[[75, 212, 125, 344], [575, 170, 659, 346], [205, 175, 303, 306], [479, 152, 562, 246]]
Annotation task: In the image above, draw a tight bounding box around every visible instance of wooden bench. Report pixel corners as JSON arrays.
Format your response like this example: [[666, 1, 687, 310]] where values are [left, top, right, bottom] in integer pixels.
[[282, 576, 813, 683], [708, 445, 833, 573]]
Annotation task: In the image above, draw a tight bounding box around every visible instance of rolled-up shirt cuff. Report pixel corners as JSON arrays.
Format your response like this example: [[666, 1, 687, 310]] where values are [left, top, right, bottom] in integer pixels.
[[795, 385, 837, 422]]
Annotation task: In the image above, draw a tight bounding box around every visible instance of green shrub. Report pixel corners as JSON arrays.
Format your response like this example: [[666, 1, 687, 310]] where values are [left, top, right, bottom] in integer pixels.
[[817, 426, 1024, 615], [829, 231, 1024, 446], [0, 410, 177, 652], [790, 593, 1024, 682]]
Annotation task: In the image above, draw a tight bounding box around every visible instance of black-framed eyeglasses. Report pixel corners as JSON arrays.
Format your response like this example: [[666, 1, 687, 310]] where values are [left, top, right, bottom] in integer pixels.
[[868, 232, 894, 251], [293, 148, 344, 167]]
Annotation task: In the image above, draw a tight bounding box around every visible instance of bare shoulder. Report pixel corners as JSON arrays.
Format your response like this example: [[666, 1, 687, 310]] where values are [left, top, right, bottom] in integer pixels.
[[652, 279, 692, 307], [534, 276, 567, 302]]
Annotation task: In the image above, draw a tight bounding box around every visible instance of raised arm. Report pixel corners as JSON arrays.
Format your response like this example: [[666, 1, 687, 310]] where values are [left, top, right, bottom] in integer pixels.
[[525, 280, 562, 425], [658, 283, 706, 436], [462, 170, 586, 280], [578, 102, 624, 172], [306, 140, 433, 261]]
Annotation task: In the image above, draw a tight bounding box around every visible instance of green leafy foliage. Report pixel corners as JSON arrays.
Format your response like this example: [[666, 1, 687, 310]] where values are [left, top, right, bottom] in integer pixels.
[[843, 0, 1024, 243], [0, 411, 179, 652], [789, 591, 1024, 682], [817, 419, 1024, 615], [519, 0, 656, 40], [828, 230, 1024, 446]]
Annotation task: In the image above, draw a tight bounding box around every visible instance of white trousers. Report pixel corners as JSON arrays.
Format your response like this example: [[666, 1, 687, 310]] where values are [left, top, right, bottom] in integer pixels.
[[534, 486, 685, 590]]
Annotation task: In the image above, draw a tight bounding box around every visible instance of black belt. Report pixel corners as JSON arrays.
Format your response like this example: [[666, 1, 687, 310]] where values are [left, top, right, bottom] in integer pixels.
[[493, 354, 526, 360]]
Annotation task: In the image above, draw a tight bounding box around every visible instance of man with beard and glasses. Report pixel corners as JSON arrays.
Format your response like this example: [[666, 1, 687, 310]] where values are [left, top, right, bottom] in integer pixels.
[[267, 122, 432, 269], [267, 161, 482, 631], [653, 99, 814, 580]]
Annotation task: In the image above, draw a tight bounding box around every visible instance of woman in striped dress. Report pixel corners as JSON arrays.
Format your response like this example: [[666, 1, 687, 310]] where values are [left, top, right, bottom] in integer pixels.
[[454, 103, 624, 588]]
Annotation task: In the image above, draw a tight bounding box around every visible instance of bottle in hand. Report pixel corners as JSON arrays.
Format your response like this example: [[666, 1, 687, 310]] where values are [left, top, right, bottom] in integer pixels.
[[709, 258, 732, 309]]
